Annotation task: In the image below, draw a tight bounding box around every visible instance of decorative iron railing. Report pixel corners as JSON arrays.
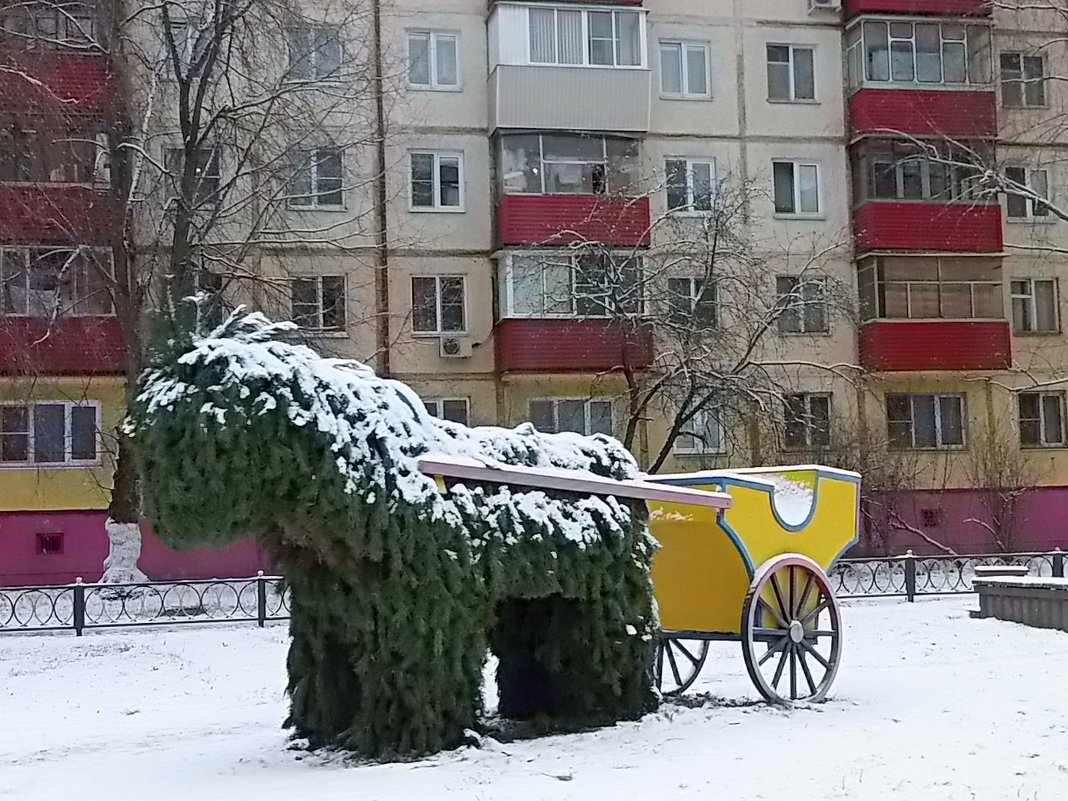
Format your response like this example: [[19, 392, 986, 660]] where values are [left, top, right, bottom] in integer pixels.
[[1, 551, 1064, 634], [0, 572, 289, 635]]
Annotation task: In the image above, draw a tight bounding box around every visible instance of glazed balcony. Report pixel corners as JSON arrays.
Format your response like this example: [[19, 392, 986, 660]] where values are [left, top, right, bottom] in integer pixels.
[[498, 195, 650, 247], [496, 318, 653, 373], [854, 202, 1002, 254], [849, 89, 996, 139], [0, 317, 125, 376], [859, 320, 1011, 371], [845, 0, 991, 17]]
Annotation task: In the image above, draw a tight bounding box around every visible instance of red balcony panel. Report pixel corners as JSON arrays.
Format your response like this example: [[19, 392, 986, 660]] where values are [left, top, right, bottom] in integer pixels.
[[0, 53, 113, 114], [860, 320, 1011, 371], [854, 202, 1002, 254], [503, 0, 642, 4], [849, 89, 996, 139], [845, 0, 991, 17], [0, 316, 125, 376], [498, 195, 650, 247], [496, 318, 653, 373], [0, 185, 116, 246]]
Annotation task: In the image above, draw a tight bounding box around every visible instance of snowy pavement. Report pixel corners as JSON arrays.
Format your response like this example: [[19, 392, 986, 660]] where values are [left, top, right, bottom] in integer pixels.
[[2, 596, 1067, 801]]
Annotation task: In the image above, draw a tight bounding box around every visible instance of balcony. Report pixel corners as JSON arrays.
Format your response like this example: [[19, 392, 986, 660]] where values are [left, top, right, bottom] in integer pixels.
[[0, 317, 125, 376], [846, 0, 991, 17], [0, 52, 113, 114], [859, 320, 1011, 371], [489, 65, 650, 133], [496, 318, 653, 373], [498, 195, 650, 247], [854, 202, 1002, 254], [849, 89, 996, 139]]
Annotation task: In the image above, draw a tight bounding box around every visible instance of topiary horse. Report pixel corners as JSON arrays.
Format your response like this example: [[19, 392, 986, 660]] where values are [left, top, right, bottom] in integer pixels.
[[126, 310, 659, 759]]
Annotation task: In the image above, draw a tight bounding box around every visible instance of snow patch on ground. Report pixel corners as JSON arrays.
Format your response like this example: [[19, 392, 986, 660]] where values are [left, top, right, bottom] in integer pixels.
[[4, 597, 1068, 801]]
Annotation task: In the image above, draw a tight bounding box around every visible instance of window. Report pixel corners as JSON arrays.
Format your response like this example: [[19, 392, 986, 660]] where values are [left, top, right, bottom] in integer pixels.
[[528, 7, 643, 68], [665, 158, 714, 212], [783, 393, 831, 451], [854, 142, 983, 204], [507, 252, 642, 318], [500, 134, 638, 196], [766, 45, 815, 101], [410, 151, 463, 210], [886, 394, 966, 450], [291, 276, 345, 331], [0, 402, 99, 464], [408, 30, 458, 90], [412, 276, 465, 334], [659, 40, 708, 98], [0, 248, 112, 316], [423, 398, 470, 426], [851, 21, 990, 90], [287, 23, 342, 81], [3, 2, 97, 51], [1001, 52, 1045, 108], [1019, 392, 1066, 448], [920, 508, 941, 528], [164, 147, 221, 204], [776, 276, 827, 334], [674, 406, 725, 454], [1011, 278, 1058, 333], [667, 277, 717, 327], [772, 161, 820, 216], [1004, 167, 1050, 220], [0, 126, 98, 184], [289, 148, 343, 208], [858, 257, 1003, 321], [36, 532, 64, 555], [529, 398, 612, 436]]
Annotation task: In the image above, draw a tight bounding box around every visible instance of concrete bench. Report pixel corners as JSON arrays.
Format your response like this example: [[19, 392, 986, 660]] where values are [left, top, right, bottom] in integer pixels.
[[973, 565, 1030, 579]]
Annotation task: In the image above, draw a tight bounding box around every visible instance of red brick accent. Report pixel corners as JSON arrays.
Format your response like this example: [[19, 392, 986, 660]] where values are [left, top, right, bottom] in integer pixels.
[[845, 0, 990, 16], [0, 52, 113, 114], [854, 202, 1002, 254], [496, 318, 653, 373], [849, 89, 997, 139], [859, 320, 1011, 371], [0, 185, 116, 246], [498, 195, 650, 248], [0, 316, 125, 376]]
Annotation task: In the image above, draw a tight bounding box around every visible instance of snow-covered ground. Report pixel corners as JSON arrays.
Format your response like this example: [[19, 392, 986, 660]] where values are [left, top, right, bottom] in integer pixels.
[[3, 597, 1067, 801]]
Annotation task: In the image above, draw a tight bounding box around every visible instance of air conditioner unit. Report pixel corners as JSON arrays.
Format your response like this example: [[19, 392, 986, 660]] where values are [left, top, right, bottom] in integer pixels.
[[439, 336, 473, 359], [808, 0, 841, 12]]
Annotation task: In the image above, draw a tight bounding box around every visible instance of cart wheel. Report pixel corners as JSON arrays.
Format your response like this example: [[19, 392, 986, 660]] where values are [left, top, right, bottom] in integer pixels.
[[655, 635, 710, 696], [740, 554, 842, 704]]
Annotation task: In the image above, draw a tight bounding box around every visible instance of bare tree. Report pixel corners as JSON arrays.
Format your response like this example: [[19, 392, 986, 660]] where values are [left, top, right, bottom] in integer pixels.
[[963, 423, 1043, 552]]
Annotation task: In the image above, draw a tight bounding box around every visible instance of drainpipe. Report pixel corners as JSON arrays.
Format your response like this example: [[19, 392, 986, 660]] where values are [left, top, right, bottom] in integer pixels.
[[371, 0, 390, 376]]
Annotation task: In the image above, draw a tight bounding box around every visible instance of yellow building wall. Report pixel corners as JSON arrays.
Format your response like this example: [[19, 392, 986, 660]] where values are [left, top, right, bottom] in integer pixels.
[[0, 377, 124, 512]]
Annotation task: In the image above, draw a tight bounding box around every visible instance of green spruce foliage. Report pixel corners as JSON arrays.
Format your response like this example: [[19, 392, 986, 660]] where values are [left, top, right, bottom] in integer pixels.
[[127, 309, 659, 759]]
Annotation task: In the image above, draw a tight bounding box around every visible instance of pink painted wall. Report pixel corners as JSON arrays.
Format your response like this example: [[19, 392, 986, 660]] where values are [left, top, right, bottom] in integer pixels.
[[0, 510, 270, 586], [854, 487, 1068, 557]]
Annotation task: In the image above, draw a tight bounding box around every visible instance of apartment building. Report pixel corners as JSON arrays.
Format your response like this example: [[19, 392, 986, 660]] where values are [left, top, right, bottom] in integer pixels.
[[1, 0, 1067, 584]]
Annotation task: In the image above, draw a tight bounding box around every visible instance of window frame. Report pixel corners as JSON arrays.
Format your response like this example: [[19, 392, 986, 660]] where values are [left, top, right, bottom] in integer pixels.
[[503, 251, 644, 319], [1018, 391, 1066, 448], [164, 145, 222, 206], [771, 160, 823, 218], [1000, 51, 1046, 109], [285, 22, 343, 83], [409, 150, 465, 212], [886, 393, 967, 451], [0, 247, 114, 317], [665, 157, 716, 214], [0, 400, 101, 468], [658, 39, 710, 99], [1004, 166, 1052, 222], [766, 43, 816, 103], [782, 393, 832, 451], [859, 257, 1004, 322], [775, 275, 829, 334], [673, 406, 726, 455], [411, 274, 468, 335], [1010, 277, 1059, 334], [666, 275, 718, 327], [290, 275, 346, 332], [407, 29, 461, 91], [526, 6, 646, 70], [288, 147, 345, 210], [528, 397, 614, 437], [422, 397, 470, 426]]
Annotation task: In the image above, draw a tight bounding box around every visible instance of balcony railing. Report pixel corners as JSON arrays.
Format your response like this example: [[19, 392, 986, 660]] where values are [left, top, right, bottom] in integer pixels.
[[496, 318, 653, 373], [854, 201, 1002, 254], [0, 316, 125, 375], [845, 0, 991, 18], [498, 194, 650, 247], [859, 319, 1011, 371], [0, 51, 112, 113], [849, 88, 996, 139]]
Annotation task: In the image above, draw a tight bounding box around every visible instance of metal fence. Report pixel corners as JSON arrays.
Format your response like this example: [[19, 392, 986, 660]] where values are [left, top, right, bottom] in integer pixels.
[[1, 550, 1064, 634], [0, 571, 289, 635]]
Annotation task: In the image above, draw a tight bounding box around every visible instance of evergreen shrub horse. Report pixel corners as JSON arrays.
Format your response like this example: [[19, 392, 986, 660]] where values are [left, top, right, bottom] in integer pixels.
[[127, 310, 659, 759]]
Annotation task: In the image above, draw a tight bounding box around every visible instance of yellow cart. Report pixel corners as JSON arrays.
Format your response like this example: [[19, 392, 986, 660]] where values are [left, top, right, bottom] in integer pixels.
[[646, 466, 860, 703]]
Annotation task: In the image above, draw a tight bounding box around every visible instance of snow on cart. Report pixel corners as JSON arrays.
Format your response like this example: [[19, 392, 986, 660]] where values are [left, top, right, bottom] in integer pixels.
[[420, 459, 860, 705]]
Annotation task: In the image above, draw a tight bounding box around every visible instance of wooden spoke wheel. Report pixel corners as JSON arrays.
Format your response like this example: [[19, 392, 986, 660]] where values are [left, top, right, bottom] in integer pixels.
[[655, 636, 710, 697], [741, 554, 842, 704]]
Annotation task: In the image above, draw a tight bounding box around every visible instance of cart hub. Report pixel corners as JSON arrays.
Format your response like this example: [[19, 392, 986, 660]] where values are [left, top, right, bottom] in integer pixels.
[[788, 620, 805, 644]]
